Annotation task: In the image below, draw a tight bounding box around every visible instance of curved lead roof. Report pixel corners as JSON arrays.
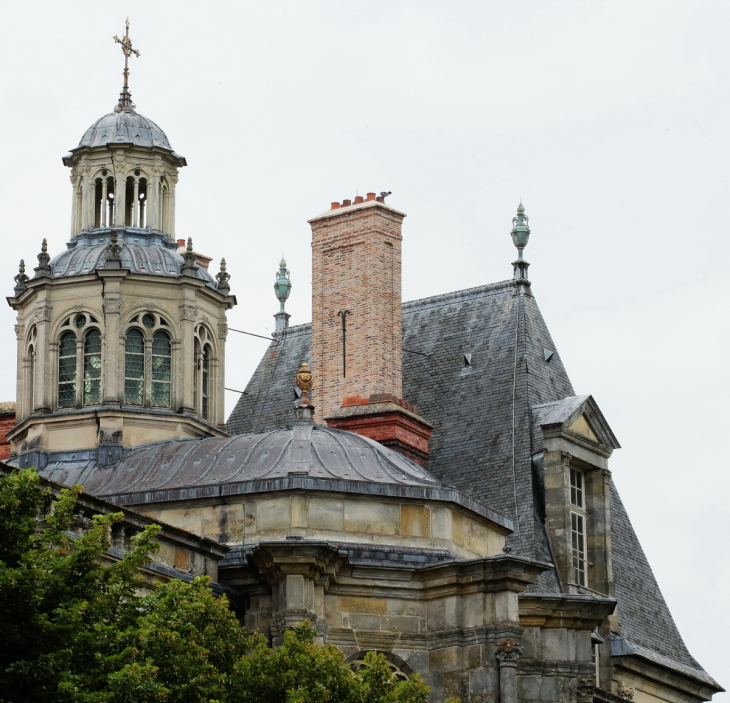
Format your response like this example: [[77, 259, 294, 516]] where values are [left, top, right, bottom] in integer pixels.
[[77, 110, 172, 151], [49, 231, 216, 288], [82, 425, 441, 498]]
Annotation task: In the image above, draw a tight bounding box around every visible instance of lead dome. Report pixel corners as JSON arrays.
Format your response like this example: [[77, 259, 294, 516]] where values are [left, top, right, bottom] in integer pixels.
[[76, 109, 173, 151]]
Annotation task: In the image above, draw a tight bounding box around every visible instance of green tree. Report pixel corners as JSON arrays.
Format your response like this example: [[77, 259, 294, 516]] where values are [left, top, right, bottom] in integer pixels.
[[0, 469, 454, 702]]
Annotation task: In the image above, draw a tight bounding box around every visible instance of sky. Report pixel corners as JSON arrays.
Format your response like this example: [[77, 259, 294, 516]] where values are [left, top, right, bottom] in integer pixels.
[[1, 0, 728, 693]]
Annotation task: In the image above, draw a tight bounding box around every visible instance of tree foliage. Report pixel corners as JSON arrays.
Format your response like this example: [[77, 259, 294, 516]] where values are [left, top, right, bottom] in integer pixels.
[[0, 469, 451, 702]]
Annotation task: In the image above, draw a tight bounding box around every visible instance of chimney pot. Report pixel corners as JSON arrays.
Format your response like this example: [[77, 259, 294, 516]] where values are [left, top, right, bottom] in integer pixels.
[[331, 202, 340, 210], [177, 238, 185, 248], [354, 196, 364, 204], [342, 199, 352, 207], [366, 192, 376, 201], [376, 196, 384, 203]]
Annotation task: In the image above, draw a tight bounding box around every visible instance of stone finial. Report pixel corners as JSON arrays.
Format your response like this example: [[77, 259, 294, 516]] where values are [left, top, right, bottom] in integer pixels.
[[14, 259, 29, 295], [216, 258, 230, 295], [181, 237, 199, 276], [105, 231, 123, 269], [34, 238, 51, 278]]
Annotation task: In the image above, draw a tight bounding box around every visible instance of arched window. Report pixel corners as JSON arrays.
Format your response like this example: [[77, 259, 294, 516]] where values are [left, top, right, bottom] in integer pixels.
[[124, 314, 173, 409], [83, 329, 102, 405], [151, 331, 171, 407], [58, 331, 77, 407], [28, 343, 35, 413], [201, 345, 210, 420], [124, 328, 145, 405]]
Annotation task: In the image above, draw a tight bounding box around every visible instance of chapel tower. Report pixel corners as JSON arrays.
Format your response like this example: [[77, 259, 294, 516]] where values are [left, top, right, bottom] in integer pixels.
[[6, 22, 235, 469]]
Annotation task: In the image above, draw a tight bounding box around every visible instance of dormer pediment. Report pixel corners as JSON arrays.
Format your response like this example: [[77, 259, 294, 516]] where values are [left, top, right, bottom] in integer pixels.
[[534, 395, 620, 461]]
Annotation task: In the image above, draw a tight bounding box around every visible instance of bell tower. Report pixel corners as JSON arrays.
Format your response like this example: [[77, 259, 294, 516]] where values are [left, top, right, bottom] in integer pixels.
[[6, 21, 236, 471]]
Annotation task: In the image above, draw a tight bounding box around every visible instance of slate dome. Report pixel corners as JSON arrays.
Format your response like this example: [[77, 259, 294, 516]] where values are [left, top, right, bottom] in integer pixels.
[[49, 231, 217, 288], [77, 110, 173, 151], [79, 424, 441, 499]]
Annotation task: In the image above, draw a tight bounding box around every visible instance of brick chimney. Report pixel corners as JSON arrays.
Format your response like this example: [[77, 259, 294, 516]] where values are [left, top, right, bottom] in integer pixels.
[[308, 195, 432, 464], [0, 402, 16, 462]]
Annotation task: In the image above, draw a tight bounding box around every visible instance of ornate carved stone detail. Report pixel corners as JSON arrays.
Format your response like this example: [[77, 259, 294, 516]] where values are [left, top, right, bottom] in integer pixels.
[[146, 302, 156, 310], [103, 298, 123, 314], [73, 304, 84, 312], [616, 682, 635, 701], [560, 451, 573, 466], [14, 259, 29, 295], [217, 322, 228, 339], [14, 325, 24, 341], [179, 304, 198, 321], [577, 677, 595, 703], [31, 305, 52, 323], [99, 430, 123, 446], [495, 639, 523, 666]]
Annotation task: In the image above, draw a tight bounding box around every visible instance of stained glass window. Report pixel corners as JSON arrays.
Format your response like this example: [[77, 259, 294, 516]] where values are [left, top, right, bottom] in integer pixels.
[[202, 345, 210, 420], [124, 328, 145, 405], [83, 329, 102, 405], [151, 331, 171, 407], [58, 332, 77, 407]]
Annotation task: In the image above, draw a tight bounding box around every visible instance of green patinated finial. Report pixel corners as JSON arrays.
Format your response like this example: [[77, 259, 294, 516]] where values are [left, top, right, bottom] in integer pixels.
[[510, 201, 530, 261], [274, 257, 292, 313]]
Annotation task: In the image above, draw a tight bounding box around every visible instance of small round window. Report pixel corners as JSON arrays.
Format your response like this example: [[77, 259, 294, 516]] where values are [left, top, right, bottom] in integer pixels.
[[142, 314, 155, 328], [75, 315, 87, 328]]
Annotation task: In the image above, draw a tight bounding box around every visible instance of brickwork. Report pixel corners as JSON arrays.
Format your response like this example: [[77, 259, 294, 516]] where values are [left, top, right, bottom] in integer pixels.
[[0, 410, 16, 461], [309, 195, 405, 423]]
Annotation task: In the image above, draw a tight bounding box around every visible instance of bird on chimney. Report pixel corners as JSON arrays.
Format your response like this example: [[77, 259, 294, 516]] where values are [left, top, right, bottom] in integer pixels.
[[380, 191, 392, 199]]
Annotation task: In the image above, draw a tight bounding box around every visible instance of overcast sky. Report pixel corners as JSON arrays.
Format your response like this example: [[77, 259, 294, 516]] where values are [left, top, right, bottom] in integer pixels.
[[1, 0, 728, 692]]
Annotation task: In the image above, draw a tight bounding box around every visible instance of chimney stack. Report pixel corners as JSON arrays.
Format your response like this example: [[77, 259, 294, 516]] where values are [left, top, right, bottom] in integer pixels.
[[308, 196, 432, 464]]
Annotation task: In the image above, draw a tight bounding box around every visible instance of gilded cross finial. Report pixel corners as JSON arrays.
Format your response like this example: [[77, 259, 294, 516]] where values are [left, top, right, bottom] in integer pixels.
[[113, 19, 141, 113]]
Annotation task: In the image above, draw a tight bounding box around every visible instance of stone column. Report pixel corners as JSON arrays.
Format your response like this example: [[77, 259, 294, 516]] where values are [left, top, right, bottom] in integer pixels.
[[132, 179, 139, 227], [148, 173, 160, 231], [33, 306, 53, 414], [14, 323, 26, 421], [171, 338, 183, 413], [82, 174, 94, 232], [495, 639, 522, 703], [215, 320, 228, 428], [178, 301, 197, 414], [168, 178, 177, 237], [101, 292, 123, 406], [101, 179, 108, 227], [114, 170, 126, 228]]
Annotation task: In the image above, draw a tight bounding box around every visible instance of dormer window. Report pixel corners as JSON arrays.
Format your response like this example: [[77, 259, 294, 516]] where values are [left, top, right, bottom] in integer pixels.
[[570, 467, 587, 587]]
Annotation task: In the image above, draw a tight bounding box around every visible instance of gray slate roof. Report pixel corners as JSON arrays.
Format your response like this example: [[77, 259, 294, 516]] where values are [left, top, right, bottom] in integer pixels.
[[227, 277, 718, 690], [49, 230, 217, 288], [71, 424, 441, 496], [77, 110, 172, 151]]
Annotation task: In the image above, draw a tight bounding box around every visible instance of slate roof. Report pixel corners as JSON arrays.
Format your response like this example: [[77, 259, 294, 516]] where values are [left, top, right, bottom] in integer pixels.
[[49, 230, 217, 288], [72, 424, 441, 496], [227, 276, 719, 690]]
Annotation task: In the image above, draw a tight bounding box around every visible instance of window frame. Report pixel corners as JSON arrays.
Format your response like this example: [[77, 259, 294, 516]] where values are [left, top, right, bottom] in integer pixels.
[[56, 313, 103, 410], [569, 467, 588, 587], [123, 313, 173, 409]]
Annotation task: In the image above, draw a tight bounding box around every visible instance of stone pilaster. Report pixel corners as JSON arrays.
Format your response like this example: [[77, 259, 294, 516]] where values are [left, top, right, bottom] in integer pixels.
[[495, 639, 522, 703]]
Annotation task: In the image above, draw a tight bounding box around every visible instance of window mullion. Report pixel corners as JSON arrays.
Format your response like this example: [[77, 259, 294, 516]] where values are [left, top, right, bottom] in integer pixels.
[[144, 337, 153, 408], [75, 338, 84, 408]]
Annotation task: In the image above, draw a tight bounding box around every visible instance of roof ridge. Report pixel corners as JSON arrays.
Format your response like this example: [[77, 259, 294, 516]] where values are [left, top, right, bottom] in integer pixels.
[[403, 280, 516, 313]]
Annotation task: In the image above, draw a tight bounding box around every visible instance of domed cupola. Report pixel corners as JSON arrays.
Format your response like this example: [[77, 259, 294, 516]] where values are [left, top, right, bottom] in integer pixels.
[[62, 20, 186, 239], [6, 21, 236, 472]]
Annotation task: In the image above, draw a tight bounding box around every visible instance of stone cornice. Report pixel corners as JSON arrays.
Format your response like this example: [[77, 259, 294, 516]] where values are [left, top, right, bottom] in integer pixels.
[[519, 593, 616, 629]]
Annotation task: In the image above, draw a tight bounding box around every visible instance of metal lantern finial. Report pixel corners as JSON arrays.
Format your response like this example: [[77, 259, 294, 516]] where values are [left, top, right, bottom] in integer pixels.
[[274, 257, 292, 313], [510, 201, 530, 261]]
